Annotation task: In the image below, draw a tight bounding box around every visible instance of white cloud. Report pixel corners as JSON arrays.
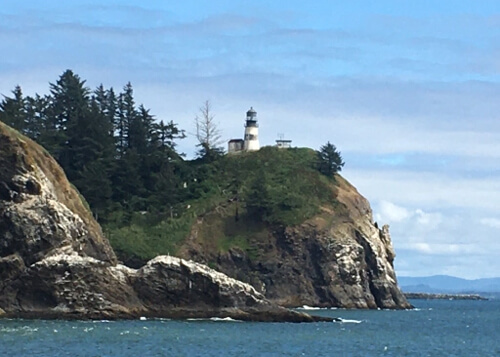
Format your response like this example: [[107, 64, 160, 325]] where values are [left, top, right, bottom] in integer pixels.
[[374, 201, 442, 229], [344, 169, 500, 212], [480, 218, 500, 229], [403, 242, 483, 255], [375, 201, 410, 222], [415, 209, 442, 229]]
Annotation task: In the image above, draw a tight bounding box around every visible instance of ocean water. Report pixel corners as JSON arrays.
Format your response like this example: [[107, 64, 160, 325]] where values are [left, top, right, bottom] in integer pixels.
[[1, 299, 499, 356]]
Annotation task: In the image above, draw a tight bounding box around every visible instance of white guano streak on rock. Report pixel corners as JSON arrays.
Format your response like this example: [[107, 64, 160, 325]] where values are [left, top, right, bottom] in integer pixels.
[[147, 256, 264, 299], [34, 250, 132, 311], [35, 249, 103, 267], [354, 214, 397, 286], [109, 264, 137, 283], [12, 169, 89, 244]]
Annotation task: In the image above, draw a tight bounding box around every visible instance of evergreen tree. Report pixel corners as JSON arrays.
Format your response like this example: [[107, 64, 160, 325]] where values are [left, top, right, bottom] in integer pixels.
[[35, 94, 66, 159], [93, 84, 108, 113], [24, 94, 50, 140], [245, 170, 271, 221], [49, 69, 91, 176], [105, 88, 118, 138], [317, 141, 344, 177], [148, 119, 187, 206], [0, 85, 26, 131], [92, 85, 118, 150], [111, 148, 145, 209], [72, 96, 117, 215], [49, 70, 90, 132], [76, 159, 112, 219], [153, 120, 185, 156], [117, 82, 136, 154], [1, 71, 189, 223], [130, 104, 152, 155], [111, 84, 149, 206]]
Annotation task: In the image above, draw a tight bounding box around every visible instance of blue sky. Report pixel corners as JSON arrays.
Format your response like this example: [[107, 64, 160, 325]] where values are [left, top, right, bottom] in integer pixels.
[[2, 1, 500, 279]]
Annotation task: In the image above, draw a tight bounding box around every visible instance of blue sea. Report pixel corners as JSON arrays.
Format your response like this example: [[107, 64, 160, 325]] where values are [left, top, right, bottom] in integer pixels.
[[1, 300, 499, 356]]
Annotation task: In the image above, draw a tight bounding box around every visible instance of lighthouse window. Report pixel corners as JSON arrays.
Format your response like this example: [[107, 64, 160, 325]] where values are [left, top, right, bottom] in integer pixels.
[[245, 134, 257, 140]]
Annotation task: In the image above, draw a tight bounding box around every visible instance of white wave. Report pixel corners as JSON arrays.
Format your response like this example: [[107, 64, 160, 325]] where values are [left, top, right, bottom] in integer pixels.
[[300, 305, 323, 310], [187, 317, 242, 322], [0, 326, 38, 333], [298, 305, 336, 310], [338, 318, 362, 324], [209, 317, 242, 322]]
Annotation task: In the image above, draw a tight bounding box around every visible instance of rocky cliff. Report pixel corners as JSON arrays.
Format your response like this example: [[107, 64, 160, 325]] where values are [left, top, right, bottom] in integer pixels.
[[178, 176, 411, 309], [0, 124, 116, 265], [0, 122, 329, 322]]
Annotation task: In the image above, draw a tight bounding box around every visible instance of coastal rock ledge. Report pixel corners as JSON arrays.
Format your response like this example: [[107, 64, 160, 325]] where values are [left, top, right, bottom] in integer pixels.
[[0, 122, 329, 322]]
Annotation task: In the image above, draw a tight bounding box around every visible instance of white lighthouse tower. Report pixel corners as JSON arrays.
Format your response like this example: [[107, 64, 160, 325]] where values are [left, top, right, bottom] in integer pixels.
[[243, 107, 260, 151]]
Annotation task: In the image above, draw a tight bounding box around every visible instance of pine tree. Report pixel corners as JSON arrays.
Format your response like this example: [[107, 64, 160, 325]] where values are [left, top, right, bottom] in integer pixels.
[[0, 85, 26, 131], [76, 159, 113, 219], [317, 141, 344, 177], [24, 94, 50, 140], [147, 119, 186, 207], [245, 170, 272, 221], [117, 82, 137, 153], [129, 104, 152, 155], [71, 95, 117, 215], [1, 72, 190, 222], [49, 70, 91, 177]]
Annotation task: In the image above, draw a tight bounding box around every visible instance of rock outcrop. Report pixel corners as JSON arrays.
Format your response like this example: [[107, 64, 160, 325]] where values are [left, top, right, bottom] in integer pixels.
[[179, 176, 412, 309], [0, 124, 116, 265], [0, 122, 329, 322]]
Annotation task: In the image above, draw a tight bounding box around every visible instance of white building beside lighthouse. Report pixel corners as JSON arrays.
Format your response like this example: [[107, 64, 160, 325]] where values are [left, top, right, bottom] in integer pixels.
[[228, 107, 260, 153]]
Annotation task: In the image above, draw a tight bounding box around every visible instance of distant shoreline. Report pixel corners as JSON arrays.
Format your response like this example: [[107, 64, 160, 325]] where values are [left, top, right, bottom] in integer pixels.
[[404, 292, 488, 301]]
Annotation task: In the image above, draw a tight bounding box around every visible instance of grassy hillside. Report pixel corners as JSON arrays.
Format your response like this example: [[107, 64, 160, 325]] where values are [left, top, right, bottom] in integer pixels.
[[105, 146, 342, 265]]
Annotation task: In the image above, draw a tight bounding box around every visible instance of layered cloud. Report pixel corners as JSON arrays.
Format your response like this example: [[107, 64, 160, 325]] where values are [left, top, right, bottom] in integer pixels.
[[480, 218, 500, 229], [370, 197, 500, 278]]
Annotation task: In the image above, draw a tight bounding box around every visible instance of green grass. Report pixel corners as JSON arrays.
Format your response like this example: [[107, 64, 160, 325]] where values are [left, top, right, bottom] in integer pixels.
[[216, 234, 251, 252], [105, 146, 340, 264], [105, 212, 196, 262]]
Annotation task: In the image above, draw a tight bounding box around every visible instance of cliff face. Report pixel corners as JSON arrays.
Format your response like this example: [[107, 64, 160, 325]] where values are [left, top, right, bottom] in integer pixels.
[[0, 122, 327, 322], [178, 175, 411, 309], [0, 124, 117, 265]]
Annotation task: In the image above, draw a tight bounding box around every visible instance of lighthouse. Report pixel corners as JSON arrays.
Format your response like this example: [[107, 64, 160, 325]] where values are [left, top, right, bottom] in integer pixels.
[[243, 107, 260, 151]]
